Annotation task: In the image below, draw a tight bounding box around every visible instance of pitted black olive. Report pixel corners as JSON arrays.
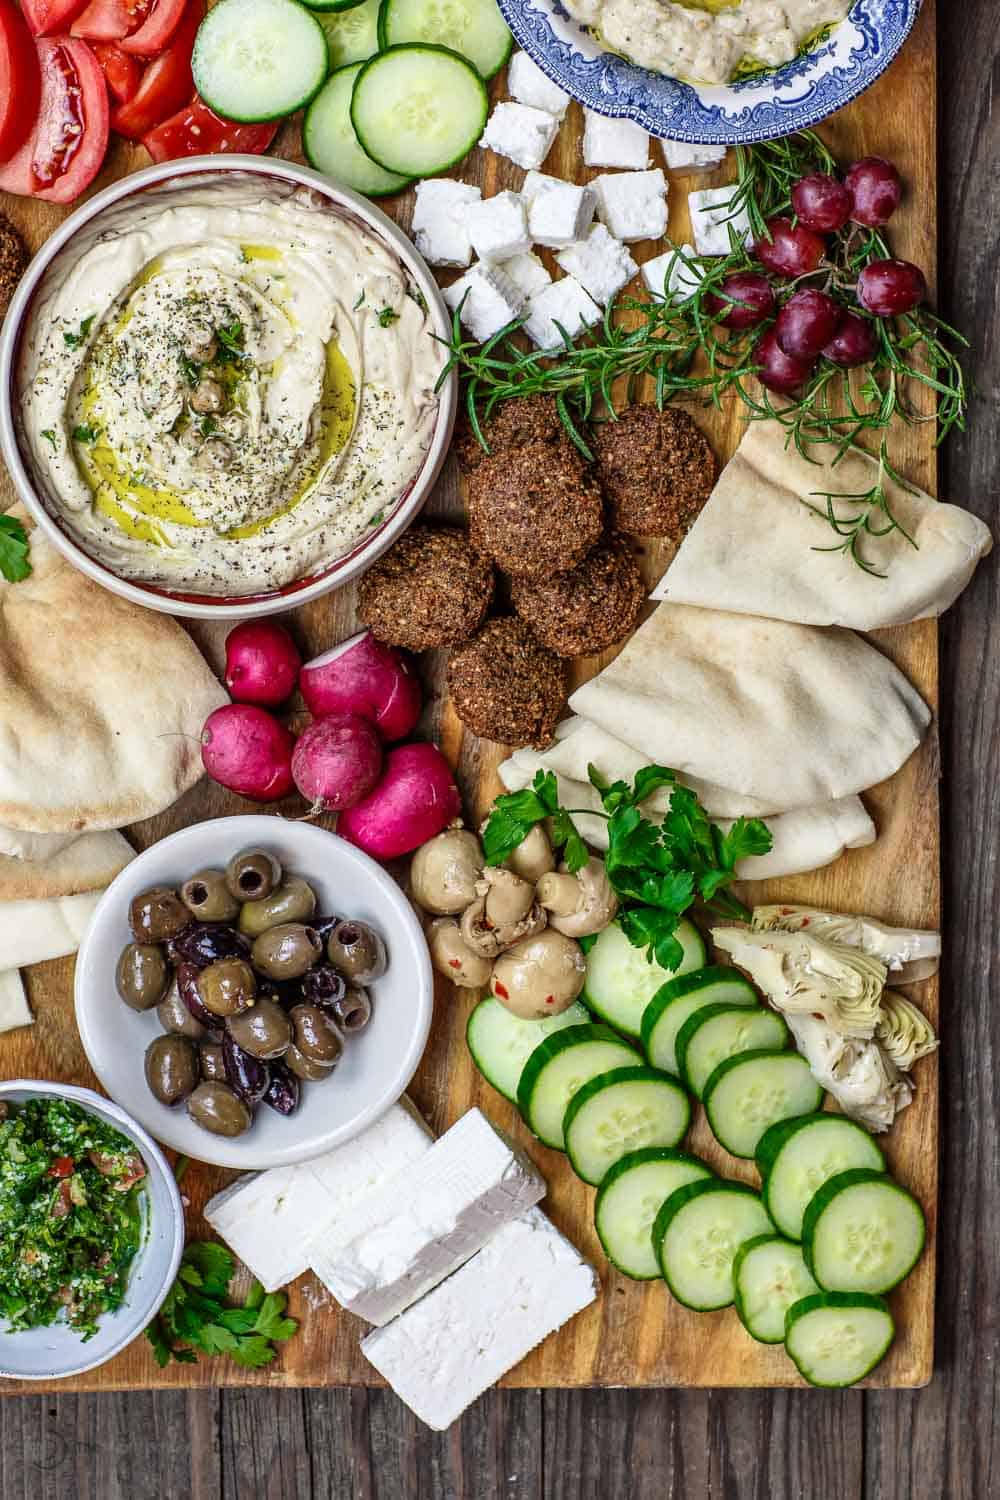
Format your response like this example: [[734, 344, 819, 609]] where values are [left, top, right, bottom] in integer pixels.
[[225, 849, 282, 903], [171, 922, 251, 968], [222, 1033, 270, 1106], [326, 920, 387, 984], [262, 1061, 300, 1116]]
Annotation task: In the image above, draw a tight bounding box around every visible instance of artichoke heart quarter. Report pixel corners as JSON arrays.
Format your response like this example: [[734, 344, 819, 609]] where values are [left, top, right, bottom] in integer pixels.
[[784, 1013, 913, 1134], [711, 929, 886, 1039], [876, 992, 939, 1072], [751, 904, 941, 985]]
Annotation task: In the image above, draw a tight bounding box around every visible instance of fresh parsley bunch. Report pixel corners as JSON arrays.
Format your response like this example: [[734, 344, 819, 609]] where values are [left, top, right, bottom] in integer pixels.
[[0, 516, 31, 583], [146, 1242, 298, 1369]]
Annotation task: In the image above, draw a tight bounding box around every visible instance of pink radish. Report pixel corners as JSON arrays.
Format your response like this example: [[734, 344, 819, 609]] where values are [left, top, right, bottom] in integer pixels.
[[224, 621, 302, 707], [201, 705, 295, 802], [300, 631, 422, 742], [337, 743, 461, 860], [291, 714, 383, 813]]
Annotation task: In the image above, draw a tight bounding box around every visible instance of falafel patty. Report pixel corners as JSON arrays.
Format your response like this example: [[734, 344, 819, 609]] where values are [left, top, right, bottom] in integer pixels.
[[447, 617, 567, 749], [453, 394, 566, 475], [466, 439, 604, 580], [590, 404, 715, 539], [511, 533, 645, 658], [357, 524, 493, 652], [0, 213, 28, 324]]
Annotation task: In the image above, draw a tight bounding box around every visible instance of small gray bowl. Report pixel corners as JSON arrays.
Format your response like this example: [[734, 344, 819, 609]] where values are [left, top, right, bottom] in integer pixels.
[[0, 1081, 184, 1382]]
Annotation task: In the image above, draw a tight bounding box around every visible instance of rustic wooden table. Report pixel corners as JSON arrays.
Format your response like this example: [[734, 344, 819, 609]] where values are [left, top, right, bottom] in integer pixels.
[[1, 2, 997, 1493]]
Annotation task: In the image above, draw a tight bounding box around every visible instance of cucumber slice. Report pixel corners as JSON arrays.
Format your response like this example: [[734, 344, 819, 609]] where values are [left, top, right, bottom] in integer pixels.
[[584, 919, 705, 1040], [563, 1066, 691, 1186], [351, 44, 487, 178], [317, 0, 380, 66], [516, 1023, 641, 1151], [378, 0, 512, 79], [193, 0, 329, 123], [802, 1169, 926, 1295], [653, 1179, 771, 1312], [732, 1233, 819, 1344], [641, 966, 757, 1076], [466, 996, 590, 1104], [306, 0, 364, 14], [676, 1003, 789, 1099], [756, 1113, 886, 1241], [594, 1148, 713, 1279], [784, 1292, 895, 1387], [703, 1050, 824, 1159], [304, 64, 413, 197]]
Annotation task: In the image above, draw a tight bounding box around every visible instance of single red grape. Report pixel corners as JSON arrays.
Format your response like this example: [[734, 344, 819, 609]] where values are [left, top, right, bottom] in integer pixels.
[[754, 216, 827, 278], [822, 311, 879, 367], [845, 156, 903, 227], [706, 271, 775, 329], [790, 172, 852, 232], [753, 328, 816, 394], [775, 288, 843, 359], [857, 258, 927, 316]]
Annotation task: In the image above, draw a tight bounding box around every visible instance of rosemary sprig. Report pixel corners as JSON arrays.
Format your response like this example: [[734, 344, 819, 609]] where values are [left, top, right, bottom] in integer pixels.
[[799, 436, 918, 576]]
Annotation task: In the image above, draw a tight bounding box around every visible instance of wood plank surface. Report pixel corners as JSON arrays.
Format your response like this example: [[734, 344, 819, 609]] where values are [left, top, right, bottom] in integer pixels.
[[0, 0, 942, 1399]]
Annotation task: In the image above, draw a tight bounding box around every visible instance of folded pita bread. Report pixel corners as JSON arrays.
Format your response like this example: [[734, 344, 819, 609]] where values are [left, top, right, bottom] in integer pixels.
[[653, 421, 992, 628], [0, 828, 135, 901], [0, 825, 80, 860], [569, 603, 930, 812], [0, 889, 103, 968], [0, 968, 32, 1034]]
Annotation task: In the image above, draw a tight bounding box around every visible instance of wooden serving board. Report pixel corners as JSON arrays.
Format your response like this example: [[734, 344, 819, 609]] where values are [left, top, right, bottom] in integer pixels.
[[0, 0, 939, 1392]]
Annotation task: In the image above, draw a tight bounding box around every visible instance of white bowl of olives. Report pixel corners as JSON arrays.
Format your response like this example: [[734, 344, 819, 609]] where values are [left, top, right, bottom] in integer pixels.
[[75, 817, 433, 1169]]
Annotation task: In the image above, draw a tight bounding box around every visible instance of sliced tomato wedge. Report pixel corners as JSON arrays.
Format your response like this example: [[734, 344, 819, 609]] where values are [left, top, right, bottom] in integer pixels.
[[142, 94, 277, 163], [121, 0, 185, 56], [94, 39, 141, 100], [47, 1155, 76, 1178], [20, 0, 88, 37], [111, 0, 200, 139], [72, 0, 149, 42], [0, 36, 109, 203], [0, 0, 42, 161]]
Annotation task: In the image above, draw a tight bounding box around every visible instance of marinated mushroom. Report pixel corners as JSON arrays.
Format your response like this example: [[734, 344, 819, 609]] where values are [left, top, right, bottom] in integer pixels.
[[238, 875, 316, 936], [410, 825, 484, 914], [144, 1035, 199, 1105], [326, 919, 387, 983], [252, 923, 323, 980], [490, 929, 587, 1019], [227, 997, 293, 1060], [186, 1081, 252, 1137], [459, 869, 547, 959], [226, 848, 282, 903], [116, 943, 170, 1011], [129, 886, 190, 943], [427, 917, 494, 988], [536, 858, 619, 938], [180, 870, 240, 922]]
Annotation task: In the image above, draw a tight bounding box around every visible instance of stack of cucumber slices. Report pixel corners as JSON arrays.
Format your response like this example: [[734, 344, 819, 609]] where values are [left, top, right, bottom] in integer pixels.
[[466, 918, 927, 1388]]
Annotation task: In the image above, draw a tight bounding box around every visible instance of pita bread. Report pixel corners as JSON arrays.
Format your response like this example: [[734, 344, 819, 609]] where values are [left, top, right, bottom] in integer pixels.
[[0, 828, 135, 901], [0, 889, 103, 968], [653, 421, 992, 628], [569, 602, 930, 812], [0, 529, 227, 832], [0, 969, 32, 1034], [0, 825, 80, 860]]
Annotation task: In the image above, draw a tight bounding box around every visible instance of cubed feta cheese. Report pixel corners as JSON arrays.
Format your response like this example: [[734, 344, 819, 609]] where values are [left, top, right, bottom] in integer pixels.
[[582, 110, 650, 170], [361, 1207, 598, 1430], [521, 169, 562, 202], [410, 179, 482, 268], [524, 276, 602, 350], [507, 50, 571, 118], [591, 168, 668, 242], [500, 250, 552, 298], [528, 180, 596, 248], [479, 102, 559, 171], [466, 190, 531, 262], [688, 184, 751, 256], [641, 241, 705, 303], [659, 139, 727, 172], [555, 223, 637, 306], [0, 968, 31, 1034], [310, 1109, 545, 1326], [443, 263, 526, 342]]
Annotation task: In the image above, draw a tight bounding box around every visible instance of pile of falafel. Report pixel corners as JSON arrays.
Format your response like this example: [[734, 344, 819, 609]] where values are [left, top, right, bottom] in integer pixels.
[[357, 396, 716, 750]]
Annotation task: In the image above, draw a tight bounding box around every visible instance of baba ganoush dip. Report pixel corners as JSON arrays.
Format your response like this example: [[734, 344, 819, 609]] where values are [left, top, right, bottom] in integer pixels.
[[18, 179, 446, 596], [562, 0, 852, 84]]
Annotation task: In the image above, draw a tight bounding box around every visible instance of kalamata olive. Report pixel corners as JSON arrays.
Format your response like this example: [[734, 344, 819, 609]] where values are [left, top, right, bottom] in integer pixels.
[[145, 1035, 199, 1105], [186, 1081, 252, 1137], [129, 886, 191, 944], [284, 1044, 335, 1082], [157, 984, 206, 1039], [177, 962, 223, 1032], [116, 943, 170, 1011], [301, 965, 347, 1006], [252, 923, 323, 980], [196, 957, 257, 1017], [180, 870, 240, 922], [222, 1032, 270, 1104], [225, 848, 283, 903], [227, 997, 292, 1060], [328, 984, 372, 1034], [199, 1041, 227, 1080], [326, 920, 387, 983], [171, 922, 251, 968], [262, 1061, 300, 1116], [289, 1002, 344, 1065], [238, 875, 316, 936]]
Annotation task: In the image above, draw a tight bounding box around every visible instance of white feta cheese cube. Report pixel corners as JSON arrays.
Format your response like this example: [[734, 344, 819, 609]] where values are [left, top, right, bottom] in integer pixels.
[[641, 241, 705, 303], [688, 184, 751, 256], [659, 138, 727, 172], [466, 190, 531, 262], [479, 102, 559, 170], [582, 110, 650, 169], [521, 169, 563, 202], [310, 1109, 545, 1326], [362, 1207, 598, 1430], [410, 179, 482, 268], [524, 275, 602, 350], [528, 180, 595, 247], [591, 168, 668, 242], [500, 250, 552, 298], [204, 1100, 434, 1292], [0, 968, 32, 1034], [443, 263, 526, 342], [555, 223, 637, 306], [507, 50, 571, 118]]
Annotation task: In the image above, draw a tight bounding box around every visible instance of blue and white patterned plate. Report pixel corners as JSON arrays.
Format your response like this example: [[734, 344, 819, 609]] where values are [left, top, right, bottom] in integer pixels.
[[495, 0, 922, 143]]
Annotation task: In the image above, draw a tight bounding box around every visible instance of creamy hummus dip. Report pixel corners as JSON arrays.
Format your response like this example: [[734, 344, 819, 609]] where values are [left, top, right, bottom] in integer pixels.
[[19, 179, 445, 596], [562, 0, 852, 84]]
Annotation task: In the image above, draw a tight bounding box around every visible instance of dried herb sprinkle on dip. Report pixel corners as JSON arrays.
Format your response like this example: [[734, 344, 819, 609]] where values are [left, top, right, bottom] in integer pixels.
[[0, 1097, 147, 1340]]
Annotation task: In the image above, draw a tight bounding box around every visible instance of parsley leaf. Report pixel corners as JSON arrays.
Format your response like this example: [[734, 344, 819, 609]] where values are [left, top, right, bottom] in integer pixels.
[[72, 424, 97, 443], [40, 429, 57, 450], [378, 307, 400, 327], [216, 320, 246, 362], [0, 516, 31, 583], [145, 1242, 298, 1367], [63, 315, 95, 349]]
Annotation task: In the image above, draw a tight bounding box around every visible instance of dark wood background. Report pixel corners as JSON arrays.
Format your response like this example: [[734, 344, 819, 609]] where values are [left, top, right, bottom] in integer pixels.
[[1, 3, 998, 1492]]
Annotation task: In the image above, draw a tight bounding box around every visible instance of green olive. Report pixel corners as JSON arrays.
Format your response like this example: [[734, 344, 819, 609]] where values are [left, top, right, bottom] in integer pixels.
[[116, 943, 170, 1011], [145, 1035, 199, 1105], [326, 920, 387, 984], [180, 870, 240, 922], [289, 1002, 343, 1065], [157, 985, 206, 1039], [226, 848, 283, 904], [227, 998, 292, 1060], [251, 923, 323, 980], [186, 1081, 252, 1137], [196, 957, 257, 1018], [129, 886, 190, 943], [284, 1043, 335, 1082], [199, 1041, 227, 1081], [239, 876, 317, 936]]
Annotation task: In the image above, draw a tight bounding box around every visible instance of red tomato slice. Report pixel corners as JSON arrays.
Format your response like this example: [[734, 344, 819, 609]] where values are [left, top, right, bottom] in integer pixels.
[[94, 40, 141, 101], [121, 0, 185, 56], [0, 36, 109, 203], [0, 0, 42, 160], [110, 0, 201, 139], [72, 0, 149, 42], [142, 96, 277, 162], [20, 0, 88, 37]]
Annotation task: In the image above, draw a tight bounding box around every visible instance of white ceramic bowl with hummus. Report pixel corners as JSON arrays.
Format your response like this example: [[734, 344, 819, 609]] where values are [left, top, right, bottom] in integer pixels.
[[0, 157, 457, 619]]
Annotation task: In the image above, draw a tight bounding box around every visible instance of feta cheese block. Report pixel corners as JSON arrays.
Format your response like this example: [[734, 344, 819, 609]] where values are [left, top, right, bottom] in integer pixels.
[[659, 139, 727, 172], [310, 1108, 545, 1325], [524, 276, 602, 350], [411, 179, 482, 268], [555, 224, 638, 306], [362, 1207, 599, 1430], [507, 50, 571, 118], [591, 168, 668, 242], [582, 110, 650, 169], [688, 185, 751, 256], [641, 242, 705, 303], [479, 102, 559, 170], [204, 1100, 433, 1292], [0, 968, 32, 1034], [500, 250, 552, 298], [466, 190, 531, 263], [443, 263, 526, 342], [528, 179, 596, 248]]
